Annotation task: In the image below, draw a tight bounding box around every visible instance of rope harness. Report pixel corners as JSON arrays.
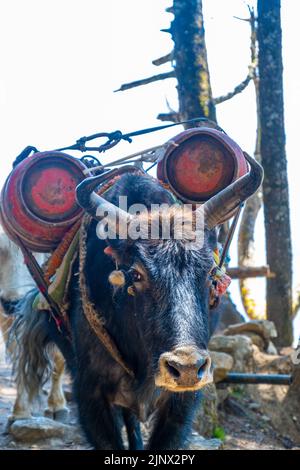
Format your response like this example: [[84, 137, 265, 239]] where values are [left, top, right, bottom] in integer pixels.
[[13, 117, 225, 169], [79, 214, 134, 378], [54, 118, 226, 154]]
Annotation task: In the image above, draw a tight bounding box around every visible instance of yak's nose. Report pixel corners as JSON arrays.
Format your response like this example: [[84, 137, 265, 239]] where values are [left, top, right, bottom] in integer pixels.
[[166, 355, 208, 381], [155, 346, 213, 391]]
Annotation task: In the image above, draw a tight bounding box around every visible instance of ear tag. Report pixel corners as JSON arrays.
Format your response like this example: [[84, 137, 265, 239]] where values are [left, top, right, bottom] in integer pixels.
[[108, 270, 125, 287], [127, 286, 135, 296]]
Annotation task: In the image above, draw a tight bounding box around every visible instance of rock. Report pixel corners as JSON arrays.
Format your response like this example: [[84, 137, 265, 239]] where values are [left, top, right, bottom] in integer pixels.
[[281, 436, 296, 449], [224, 320, 277, 339], [209, 334, 253, 356], [215, 387, 230, 404], [9, 417, 81, 443], [252, 345, 293, 375], [244, 332, 266, 350], [189, 432, 223, 450], [193, 384, 219, 437], [266, 341, 278, 355], [222, 396, 248, 417], [44, 407, 69, 423], [209, 335, 253, 371], [210, 351, 233, 383], [223, 320, 277, 352], [280, 347, 295, 357], [249, 402, 261, 411]]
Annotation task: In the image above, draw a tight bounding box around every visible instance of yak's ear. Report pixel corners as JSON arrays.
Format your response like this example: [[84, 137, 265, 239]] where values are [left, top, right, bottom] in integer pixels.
[[103, 240, 130, 264], [104, 245, 115, 258], [103, 244, 121, 263]]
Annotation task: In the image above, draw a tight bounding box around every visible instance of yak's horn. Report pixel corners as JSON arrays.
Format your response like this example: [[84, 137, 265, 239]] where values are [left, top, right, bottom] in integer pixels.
[[76, 166, 134, 230], [201, 152, 264, 229]]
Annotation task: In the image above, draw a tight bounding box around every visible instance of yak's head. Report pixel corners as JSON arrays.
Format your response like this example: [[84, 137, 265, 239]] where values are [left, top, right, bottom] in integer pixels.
[[76, 155, 263, 392]]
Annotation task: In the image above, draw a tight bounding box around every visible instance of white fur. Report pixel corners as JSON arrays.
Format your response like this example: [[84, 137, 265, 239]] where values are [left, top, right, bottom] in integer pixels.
[[0, 228, 46, 301]]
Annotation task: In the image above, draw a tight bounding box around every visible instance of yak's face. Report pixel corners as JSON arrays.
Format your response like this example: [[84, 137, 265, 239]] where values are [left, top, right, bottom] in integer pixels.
[[105, 208, 214, 392]]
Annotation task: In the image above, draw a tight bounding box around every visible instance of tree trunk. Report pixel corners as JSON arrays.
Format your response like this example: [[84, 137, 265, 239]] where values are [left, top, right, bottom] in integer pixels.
[[277, 361, 300, 445], [257, 0, 293, 346], [238, 10, 263, 320], [172, 0, 216, 123]]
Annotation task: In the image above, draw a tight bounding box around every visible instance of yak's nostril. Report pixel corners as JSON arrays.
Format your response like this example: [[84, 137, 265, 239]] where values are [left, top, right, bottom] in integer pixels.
[[165, 361, 181, 379], [165, 357, 209, 380], [197, 358, 208, 379]]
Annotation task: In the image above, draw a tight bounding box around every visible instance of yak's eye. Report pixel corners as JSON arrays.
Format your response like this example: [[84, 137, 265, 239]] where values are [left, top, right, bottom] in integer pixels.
[[132, 270, 143, 283]]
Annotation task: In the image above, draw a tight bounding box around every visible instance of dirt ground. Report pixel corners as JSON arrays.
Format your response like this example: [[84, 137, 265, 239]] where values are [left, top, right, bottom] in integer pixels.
[[0, 338, 296, 451], [218, 391, 289, 450]]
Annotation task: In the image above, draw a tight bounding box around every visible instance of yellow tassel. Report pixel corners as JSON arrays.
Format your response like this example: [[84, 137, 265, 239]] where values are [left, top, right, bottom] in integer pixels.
[[108, 270, 125, 287]]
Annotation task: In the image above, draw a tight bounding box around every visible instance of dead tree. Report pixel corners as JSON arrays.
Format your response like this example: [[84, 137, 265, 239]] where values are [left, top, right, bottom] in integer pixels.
[[237, 8, 263, 320], [257, 0, 293, 346], [171, 0, 216, 123], [117, 1, 254, 126]]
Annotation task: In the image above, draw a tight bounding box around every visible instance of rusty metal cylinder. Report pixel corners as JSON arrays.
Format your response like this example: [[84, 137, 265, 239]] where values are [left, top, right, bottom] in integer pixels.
[[0, 151, 89, 252], [157, 127, 248, 214]]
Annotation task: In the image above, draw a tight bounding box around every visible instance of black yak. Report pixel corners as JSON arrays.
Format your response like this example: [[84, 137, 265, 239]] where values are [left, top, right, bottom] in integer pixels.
[[11, 153, 262, 449]]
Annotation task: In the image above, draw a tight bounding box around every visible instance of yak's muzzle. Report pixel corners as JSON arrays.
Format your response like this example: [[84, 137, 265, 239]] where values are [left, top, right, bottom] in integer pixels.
[[155, 346, 213, 392]]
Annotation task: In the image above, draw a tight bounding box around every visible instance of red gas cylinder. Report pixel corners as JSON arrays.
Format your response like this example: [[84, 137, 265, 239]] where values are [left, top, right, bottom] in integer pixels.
[[0, 151, 90, 252], [157, 127, 248, 211]]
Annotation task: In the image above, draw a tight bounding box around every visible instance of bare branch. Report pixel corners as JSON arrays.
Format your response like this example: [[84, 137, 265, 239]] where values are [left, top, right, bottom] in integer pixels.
[[214, 68, 254, 105], [233, 16, 251, 22], [165, 97, 177, 114], [115, 71, 176, 92], [165, 6, 174, 14], [247, 4, 254, 17], [227, 266, 272, 280], [157, 112, 180, 122], [152, 52, 174, 66], [225, 7, 258, 108]]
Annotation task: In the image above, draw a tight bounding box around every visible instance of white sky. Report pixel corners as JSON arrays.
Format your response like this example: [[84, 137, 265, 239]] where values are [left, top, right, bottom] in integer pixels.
[[0, 0, 299, 342]]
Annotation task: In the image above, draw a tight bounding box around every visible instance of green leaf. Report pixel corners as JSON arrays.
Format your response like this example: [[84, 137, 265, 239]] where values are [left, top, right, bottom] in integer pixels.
[[213, 426, 226, 441]]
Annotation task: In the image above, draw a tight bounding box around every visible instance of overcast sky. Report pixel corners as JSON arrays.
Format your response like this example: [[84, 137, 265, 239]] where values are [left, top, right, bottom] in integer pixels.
[[0, 0, 299, 341]]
